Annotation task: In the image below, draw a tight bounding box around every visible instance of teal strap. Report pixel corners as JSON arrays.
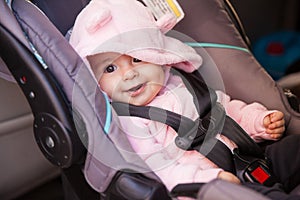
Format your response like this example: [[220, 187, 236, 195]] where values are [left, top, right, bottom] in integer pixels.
[[103, 93, 112, 134], [185, 42, 250, 53], [5, 0, 12, 9], [28, 40, 48, 69]]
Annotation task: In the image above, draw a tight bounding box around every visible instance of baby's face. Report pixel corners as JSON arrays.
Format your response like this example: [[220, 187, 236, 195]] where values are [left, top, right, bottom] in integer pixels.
[[88, 53, 165, 106]]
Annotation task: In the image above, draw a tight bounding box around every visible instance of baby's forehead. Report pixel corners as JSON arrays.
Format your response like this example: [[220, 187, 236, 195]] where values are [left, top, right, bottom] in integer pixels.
[[89, 52, 123, 64]]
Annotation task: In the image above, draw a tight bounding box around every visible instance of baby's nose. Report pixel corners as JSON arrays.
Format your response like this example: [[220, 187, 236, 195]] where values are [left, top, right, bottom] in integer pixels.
[[123, 68, 138, 80]]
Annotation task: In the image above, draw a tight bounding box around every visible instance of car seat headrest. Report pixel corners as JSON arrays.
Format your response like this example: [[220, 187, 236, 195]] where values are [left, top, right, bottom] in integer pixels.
[[30, 0, 90, 35]]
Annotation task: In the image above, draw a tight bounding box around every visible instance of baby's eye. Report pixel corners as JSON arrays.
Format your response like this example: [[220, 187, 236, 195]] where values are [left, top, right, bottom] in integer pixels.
[[104, 64, 117, 73], [133, 58, 142, 63]]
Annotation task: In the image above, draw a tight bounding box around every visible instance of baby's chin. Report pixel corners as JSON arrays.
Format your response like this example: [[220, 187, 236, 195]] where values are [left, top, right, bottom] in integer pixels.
[[110, 98, 145, 106], [128, 99, 148, 106], [128, 96, 155, 106]]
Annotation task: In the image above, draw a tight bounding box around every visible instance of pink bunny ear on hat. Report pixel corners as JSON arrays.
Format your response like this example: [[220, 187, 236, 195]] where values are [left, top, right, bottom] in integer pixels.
[[156, 13, 177, 33], [85, 8, 112, 34], [70, 0, 203, 73]]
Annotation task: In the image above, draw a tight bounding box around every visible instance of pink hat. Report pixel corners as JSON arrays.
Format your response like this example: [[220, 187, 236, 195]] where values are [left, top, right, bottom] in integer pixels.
[[69, 0, 202, 73]]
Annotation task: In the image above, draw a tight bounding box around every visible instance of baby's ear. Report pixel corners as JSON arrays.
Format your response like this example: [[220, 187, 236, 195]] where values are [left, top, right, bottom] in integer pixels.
[[85, 8, 112, 34], [156, 13, 177, 33]]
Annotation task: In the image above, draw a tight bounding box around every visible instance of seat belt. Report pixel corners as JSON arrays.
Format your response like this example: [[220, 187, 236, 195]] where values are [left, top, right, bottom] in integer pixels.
[[113, 102, 237, 173], [111, 88, 263, 159], [112, 102, 277, 186]]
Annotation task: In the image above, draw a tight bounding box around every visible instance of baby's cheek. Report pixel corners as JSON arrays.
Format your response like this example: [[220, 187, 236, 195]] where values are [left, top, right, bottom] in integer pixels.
[[100, 77, 120, 97]]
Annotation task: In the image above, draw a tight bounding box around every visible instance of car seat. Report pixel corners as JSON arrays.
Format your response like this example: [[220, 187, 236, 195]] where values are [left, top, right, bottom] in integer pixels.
[[0, 0, 299, 199]]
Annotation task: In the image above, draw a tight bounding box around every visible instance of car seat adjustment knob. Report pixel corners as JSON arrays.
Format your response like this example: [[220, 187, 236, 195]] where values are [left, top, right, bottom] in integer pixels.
[[33, 113, 73, 167], [45, 136, 55, 148]]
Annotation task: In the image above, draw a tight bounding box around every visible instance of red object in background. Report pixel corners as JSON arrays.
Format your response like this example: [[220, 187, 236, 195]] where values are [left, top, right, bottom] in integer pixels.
[[266, 42, 285, 55]]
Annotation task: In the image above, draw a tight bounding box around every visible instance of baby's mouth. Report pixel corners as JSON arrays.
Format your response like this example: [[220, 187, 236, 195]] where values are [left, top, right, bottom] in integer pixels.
[[127, 83, 146, 97]]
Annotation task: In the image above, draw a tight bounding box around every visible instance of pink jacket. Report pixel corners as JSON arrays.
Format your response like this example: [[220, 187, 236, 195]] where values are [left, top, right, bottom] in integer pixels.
[[118, 74, 277, 191]]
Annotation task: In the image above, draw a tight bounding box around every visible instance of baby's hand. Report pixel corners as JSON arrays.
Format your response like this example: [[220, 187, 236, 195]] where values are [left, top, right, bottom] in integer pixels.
[[218, 171, 241, 184], [263, 111, 285, 139]]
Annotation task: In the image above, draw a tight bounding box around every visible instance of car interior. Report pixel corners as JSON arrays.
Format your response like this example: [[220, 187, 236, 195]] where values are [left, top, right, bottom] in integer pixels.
[[0, 0, 300, 199]]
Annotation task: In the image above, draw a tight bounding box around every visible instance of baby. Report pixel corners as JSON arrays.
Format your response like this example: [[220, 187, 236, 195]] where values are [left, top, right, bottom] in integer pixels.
[[70, 0, 300, 199]]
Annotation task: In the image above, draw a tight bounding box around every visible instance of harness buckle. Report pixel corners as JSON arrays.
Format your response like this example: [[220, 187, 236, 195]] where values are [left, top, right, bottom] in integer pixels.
[[233, 149, 277, 187], [243, 159, 277, 186]]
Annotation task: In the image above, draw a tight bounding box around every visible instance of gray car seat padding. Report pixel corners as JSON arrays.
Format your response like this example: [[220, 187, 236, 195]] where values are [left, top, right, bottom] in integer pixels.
[[174, 0, 300, 135], [7, 0, 161, 193]]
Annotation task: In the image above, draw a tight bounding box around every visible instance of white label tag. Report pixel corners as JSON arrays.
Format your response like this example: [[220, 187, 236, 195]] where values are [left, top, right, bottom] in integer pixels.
[[142, 0, 185, 23]]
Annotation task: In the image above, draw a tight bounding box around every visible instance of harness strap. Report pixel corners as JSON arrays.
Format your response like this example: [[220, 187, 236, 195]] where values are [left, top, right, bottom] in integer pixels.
[[111, 102, 195, 136], [169, 69, 264, 157], [202, 138, 235, 173], [171, 68, 217, 118], [112, 102, 247, 172], [222, 116, 264, 157], [113, 101, 263, 156]]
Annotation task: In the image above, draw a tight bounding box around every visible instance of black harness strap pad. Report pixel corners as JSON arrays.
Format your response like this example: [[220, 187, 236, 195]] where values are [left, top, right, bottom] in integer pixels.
[[171, 68, 217, 118]]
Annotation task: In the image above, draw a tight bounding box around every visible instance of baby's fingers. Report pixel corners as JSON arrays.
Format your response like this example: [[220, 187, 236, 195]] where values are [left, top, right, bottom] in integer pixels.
[[266, 127, 285, 139], [270, 111, 284, 122], [218, 171, 241, 184], [267, 119, 285, 129], [269, 132, 284, 139]]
